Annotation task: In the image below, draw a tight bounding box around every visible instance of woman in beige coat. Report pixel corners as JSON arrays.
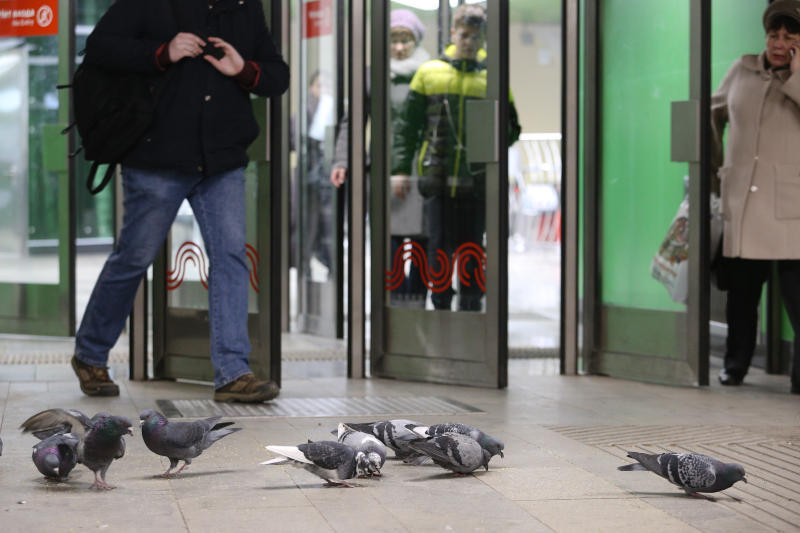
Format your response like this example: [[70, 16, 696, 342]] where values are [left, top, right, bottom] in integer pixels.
[[711, 0, 800, 393]]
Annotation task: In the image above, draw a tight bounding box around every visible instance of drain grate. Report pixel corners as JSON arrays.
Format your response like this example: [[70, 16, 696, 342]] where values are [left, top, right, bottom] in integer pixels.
[[547, 425, 800, 532], [157, 395, 483, 419]]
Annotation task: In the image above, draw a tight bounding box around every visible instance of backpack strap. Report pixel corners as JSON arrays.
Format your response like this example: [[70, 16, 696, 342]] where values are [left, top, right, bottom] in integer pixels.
[[87, 161, 117, 195]]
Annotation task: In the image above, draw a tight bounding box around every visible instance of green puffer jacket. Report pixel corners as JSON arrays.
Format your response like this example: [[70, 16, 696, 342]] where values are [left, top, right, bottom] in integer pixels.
[[391, 46, 521, 198]]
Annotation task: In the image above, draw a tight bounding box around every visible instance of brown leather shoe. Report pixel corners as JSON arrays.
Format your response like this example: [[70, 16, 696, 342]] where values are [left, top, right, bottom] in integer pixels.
[[71, 356, 120, 397], [214, 373, 279, 403]]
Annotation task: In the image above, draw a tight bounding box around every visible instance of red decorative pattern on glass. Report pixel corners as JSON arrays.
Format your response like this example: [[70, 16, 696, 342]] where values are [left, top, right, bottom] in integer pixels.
[[167, 241, 260, 293], [245, 244, 260, 294], [384, 240, 486, 293]]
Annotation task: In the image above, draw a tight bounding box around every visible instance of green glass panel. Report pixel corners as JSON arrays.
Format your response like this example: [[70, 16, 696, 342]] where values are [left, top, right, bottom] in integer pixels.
[[600, 0, 689, 310]]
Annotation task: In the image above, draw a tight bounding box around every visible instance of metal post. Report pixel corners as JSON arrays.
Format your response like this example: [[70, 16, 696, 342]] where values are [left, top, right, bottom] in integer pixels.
[[348, 0, 367, 378], [561, 0, 579, 375]]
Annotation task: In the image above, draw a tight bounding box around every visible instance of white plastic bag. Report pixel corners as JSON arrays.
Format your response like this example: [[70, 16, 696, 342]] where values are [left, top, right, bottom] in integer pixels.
[[651, 193, 722, 303]]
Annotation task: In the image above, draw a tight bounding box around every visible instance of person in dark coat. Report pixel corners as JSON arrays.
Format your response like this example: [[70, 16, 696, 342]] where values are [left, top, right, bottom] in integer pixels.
[[72, 0, 289, 402]]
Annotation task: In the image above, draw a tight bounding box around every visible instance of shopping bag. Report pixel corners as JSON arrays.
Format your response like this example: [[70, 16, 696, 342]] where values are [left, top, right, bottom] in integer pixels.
[[650, 193, 722, 303]]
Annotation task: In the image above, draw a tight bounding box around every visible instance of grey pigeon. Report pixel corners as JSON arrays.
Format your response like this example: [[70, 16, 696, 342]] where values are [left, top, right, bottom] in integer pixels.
[[32, 432, 81, 480], [407, 422, 504, 462], [139, 409, 242, 477], [618, 451, 747, 497], [0, 435, 3, 456], [407, 432, 491, 475], [337, 422, 386, 476], [262, 440, 365, 487], [20, 408, 133, 490], [341, 419, 422, 459]]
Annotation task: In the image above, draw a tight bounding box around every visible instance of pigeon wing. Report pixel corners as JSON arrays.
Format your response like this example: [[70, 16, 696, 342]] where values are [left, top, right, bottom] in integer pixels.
[[677, 454, 716, 490], [298, 441, 354, 470], [20, 408, 92, 439]]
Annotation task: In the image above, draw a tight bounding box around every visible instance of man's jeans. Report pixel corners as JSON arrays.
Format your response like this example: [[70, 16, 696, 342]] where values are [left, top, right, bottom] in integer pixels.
[[75, 166, 252, 389]]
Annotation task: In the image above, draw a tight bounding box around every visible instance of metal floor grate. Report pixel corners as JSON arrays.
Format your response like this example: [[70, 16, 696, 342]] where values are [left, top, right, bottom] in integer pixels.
[[157, 396, 483, 419], [547, 425, 800, 532]]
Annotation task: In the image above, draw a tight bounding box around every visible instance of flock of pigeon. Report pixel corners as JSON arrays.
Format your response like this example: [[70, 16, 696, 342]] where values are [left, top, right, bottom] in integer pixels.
[[0, 409, 748, 498]]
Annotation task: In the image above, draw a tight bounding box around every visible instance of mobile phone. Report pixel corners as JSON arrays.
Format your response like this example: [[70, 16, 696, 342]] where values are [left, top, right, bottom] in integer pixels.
[[202, 41, 225, 60]]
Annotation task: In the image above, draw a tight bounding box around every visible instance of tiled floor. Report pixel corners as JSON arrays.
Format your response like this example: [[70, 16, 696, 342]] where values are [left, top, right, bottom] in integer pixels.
[[0, 353, 798, 532]]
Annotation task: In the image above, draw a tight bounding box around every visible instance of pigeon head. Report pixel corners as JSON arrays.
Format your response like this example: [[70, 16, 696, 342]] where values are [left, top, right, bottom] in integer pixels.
[[96, 415, 134, 438], [479, 434, 504, 458], [365, 452, 383, 475], [723, 463, 747, 486], [139, 409, 166, 428], [43, 453, 60, 476]]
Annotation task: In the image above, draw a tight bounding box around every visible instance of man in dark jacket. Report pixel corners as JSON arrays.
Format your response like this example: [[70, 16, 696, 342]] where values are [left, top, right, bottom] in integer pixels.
[[72, 0, 289, 402], [391, 4, 521, 311]]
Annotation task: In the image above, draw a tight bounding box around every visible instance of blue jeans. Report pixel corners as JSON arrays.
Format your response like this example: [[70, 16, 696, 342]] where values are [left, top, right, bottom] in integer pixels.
[[75, 166, 252, 389]]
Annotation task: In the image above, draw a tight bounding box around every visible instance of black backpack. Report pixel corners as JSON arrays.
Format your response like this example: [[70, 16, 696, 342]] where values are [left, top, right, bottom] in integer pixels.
[[59, 0, 178, 195], [61, 63, 169, 194]]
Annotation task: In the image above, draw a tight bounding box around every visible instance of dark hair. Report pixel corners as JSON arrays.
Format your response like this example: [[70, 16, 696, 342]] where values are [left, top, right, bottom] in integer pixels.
[[767, 15, 800, 35], [453, 4, 486, 30]]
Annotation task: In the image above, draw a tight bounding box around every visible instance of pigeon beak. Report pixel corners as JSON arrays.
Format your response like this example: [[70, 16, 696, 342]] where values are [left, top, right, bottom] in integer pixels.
[[139, 419, 145, 427], [126, 426, 133, 435], [742, 476, 748, 483], [500, 451, 504, 458]]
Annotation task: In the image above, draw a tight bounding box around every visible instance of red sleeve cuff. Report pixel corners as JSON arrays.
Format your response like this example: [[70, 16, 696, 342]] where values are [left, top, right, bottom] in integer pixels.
[[155, 43, 172, 71], [235, 61, 261, 90]]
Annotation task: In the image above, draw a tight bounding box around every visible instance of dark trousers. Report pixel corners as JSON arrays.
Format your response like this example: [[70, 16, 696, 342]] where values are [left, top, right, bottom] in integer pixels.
[[723, 257, 800, 387], [424, 195, 486, 311]]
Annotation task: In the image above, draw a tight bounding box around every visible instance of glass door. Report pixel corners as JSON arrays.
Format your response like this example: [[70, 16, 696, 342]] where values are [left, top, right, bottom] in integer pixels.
[[0, 0, 74, 336], [290, 0, 344, 338], [370, 1, 512, 387], [586, 0, 708, 385]]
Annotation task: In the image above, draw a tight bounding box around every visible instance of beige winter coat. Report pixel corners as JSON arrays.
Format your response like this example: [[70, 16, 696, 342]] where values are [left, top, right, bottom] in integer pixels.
[[712, 51, 800, 259]]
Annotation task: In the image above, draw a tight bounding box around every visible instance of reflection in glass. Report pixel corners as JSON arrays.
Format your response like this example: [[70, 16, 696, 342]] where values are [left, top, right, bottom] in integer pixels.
[[0, 36, 59, 284], [291, 0, 340, 336], [388, 3, 521, 312]]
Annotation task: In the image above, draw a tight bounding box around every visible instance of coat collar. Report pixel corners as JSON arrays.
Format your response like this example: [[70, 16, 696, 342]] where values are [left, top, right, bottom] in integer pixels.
[[742, 51, 791, 81]]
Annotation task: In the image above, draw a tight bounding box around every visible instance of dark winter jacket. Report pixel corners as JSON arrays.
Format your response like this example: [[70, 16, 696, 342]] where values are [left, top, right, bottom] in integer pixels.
[[391, 45, 521, 198], [84, 0, 289, 176]]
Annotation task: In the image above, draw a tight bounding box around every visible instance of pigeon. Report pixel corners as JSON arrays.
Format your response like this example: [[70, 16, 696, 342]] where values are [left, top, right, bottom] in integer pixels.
[[0, 436, 3, 456], [340, 420, 422, 459], [407, 432, 491, 475], [618, 451, 747, 497], [20, 408, 133, 490], [406, 422, 504, 462], [336, 423, 386, 476], [139, 409, 242, 477], [31, 432, 81, 480], [262, 440, 365, 487]]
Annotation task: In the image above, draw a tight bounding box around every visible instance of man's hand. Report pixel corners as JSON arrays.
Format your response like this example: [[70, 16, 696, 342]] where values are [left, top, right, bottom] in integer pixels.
[[330, 167, 347, 187], [203, 37, 245, 76], [168, 32, 205, 62], [391, 175, 411, 200]]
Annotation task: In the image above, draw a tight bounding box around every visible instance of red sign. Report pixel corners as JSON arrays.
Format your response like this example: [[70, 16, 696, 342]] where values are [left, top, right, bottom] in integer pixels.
[[302, 0, 332, 39], [0, 0, 58, 37]]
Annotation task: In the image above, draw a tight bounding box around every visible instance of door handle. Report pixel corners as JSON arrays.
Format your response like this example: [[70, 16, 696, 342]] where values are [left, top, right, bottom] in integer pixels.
[[670, 100, 699, 163]]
